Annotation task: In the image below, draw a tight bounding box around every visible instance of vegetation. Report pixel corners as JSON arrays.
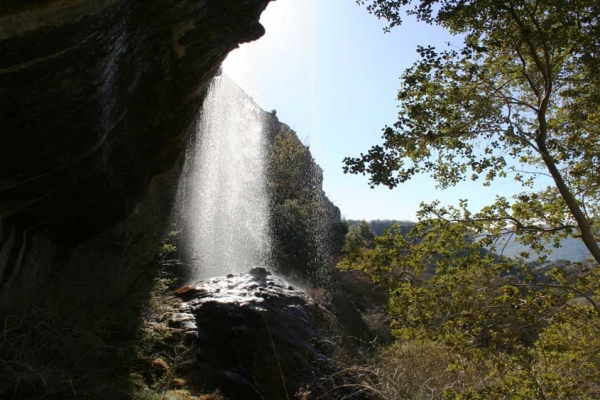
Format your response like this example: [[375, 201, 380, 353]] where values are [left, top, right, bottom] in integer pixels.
[[339, 0, 600, 398], [346, 219, 416, 236], [339, 220, 600, 398], [347, 0, 600, 264], [0, 230, 223, 400], [266, 115, 347, 284], [0, 213, 173, 400]]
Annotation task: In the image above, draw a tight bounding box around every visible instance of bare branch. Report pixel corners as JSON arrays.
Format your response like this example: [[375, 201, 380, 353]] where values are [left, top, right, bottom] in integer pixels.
[[514, 283, 600, 319]]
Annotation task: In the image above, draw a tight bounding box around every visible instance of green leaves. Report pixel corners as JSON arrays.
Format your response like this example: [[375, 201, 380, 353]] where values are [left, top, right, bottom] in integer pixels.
[[349, 0, 600, 263], [338, 218, 600, 397], [343, 1, 600, 396]]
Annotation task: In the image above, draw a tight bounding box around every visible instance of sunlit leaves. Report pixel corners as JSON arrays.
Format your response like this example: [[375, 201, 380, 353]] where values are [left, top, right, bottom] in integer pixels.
[[348, 0, 600, 263], [337, 218, 600, 398], [343, 3, 600, 394]]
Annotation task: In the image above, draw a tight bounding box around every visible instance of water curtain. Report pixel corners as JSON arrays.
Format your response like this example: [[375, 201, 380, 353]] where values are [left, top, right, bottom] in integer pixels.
[[178, 76, 271, 279]]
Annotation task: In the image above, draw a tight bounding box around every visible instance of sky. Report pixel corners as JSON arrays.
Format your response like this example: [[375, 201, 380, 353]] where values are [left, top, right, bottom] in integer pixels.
[[223, 0, 530, 221]]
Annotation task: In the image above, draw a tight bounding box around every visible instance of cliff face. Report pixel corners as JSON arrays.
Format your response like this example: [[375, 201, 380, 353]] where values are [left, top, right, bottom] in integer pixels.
[[0, 0, 270, 295], [264, 112, 346, 285]]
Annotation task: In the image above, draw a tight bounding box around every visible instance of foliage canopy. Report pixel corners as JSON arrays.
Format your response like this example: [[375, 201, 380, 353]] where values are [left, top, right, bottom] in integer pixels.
[[339, 218, 600, 398], [340, 1, 600, 397], [346, 0, 600, 263]]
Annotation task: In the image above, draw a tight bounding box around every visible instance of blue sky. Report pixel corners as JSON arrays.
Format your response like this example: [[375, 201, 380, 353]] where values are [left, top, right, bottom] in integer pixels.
[[224, 0, 529, 221]]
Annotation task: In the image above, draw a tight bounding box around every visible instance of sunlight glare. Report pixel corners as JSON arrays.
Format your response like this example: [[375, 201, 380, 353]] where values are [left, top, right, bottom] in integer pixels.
[[222, 0, 315, 102]]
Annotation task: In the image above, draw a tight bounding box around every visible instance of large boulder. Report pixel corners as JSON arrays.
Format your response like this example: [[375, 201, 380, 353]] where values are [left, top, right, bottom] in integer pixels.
[[172, 268, 366, 399]]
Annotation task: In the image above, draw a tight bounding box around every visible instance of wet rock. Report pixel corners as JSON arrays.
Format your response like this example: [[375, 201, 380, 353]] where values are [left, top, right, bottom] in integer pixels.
[[248, 266, 269, 279], [173, 285, 210, 301], [175, 270, 366, 400]]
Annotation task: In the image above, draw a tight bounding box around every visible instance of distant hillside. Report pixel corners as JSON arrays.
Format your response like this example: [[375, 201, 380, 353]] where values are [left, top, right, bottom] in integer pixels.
[[493, 235, 592, 263], [348, 219, 591, 263], [346, 219, 416, 236]]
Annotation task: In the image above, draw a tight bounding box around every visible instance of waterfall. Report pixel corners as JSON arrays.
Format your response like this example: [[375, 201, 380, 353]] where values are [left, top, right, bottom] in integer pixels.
[[177, 76, 271, 279]]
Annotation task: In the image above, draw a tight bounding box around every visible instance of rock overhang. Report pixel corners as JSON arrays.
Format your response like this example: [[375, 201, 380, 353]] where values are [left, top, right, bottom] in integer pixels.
[[0, 0, 271, 292]]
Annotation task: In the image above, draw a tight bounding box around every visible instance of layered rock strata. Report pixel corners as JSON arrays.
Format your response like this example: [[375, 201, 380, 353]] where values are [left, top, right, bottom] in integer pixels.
[[0, 0, 270, 294]]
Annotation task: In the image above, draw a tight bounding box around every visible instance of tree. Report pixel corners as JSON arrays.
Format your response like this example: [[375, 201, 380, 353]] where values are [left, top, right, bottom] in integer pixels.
[[346, 0, 600, 264], [338, 1, 600, 397], [338, 218, 600, 398], [341, 221, 377, 257]]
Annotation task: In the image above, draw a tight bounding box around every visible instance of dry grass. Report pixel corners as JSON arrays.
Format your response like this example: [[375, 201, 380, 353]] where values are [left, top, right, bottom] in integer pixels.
[[132, 277, 198, 399], [368, 340, 488, 399], [319, 340, 491, 400], [0, 303, 134, 399], [0, 254, 200, 400]]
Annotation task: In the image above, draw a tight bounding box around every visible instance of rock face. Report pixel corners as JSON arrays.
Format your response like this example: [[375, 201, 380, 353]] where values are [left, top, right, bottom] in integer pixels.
[[264, 113, 347, 285], [0, 0, 270, 295], [173, 268, 364, 400]]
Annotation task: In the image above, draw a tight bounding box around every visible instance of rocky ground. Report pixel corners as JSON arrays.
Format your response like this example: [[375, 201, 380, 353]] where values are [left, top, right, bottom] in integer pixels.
[[158, 267, 368, 400]]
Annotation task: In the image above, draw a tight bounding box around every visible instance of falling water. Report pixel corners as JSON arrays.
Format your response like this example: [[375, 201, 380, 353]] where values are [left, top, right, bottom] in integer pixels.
[[177, 76, 271, 279]]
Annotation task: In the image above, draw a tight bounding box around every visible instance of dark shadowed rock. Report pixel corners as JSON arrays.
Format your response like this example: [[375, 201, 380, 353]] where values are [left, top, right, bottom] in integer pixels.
[[0, 0, 270, 295], [172, 270, 367, 400]]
